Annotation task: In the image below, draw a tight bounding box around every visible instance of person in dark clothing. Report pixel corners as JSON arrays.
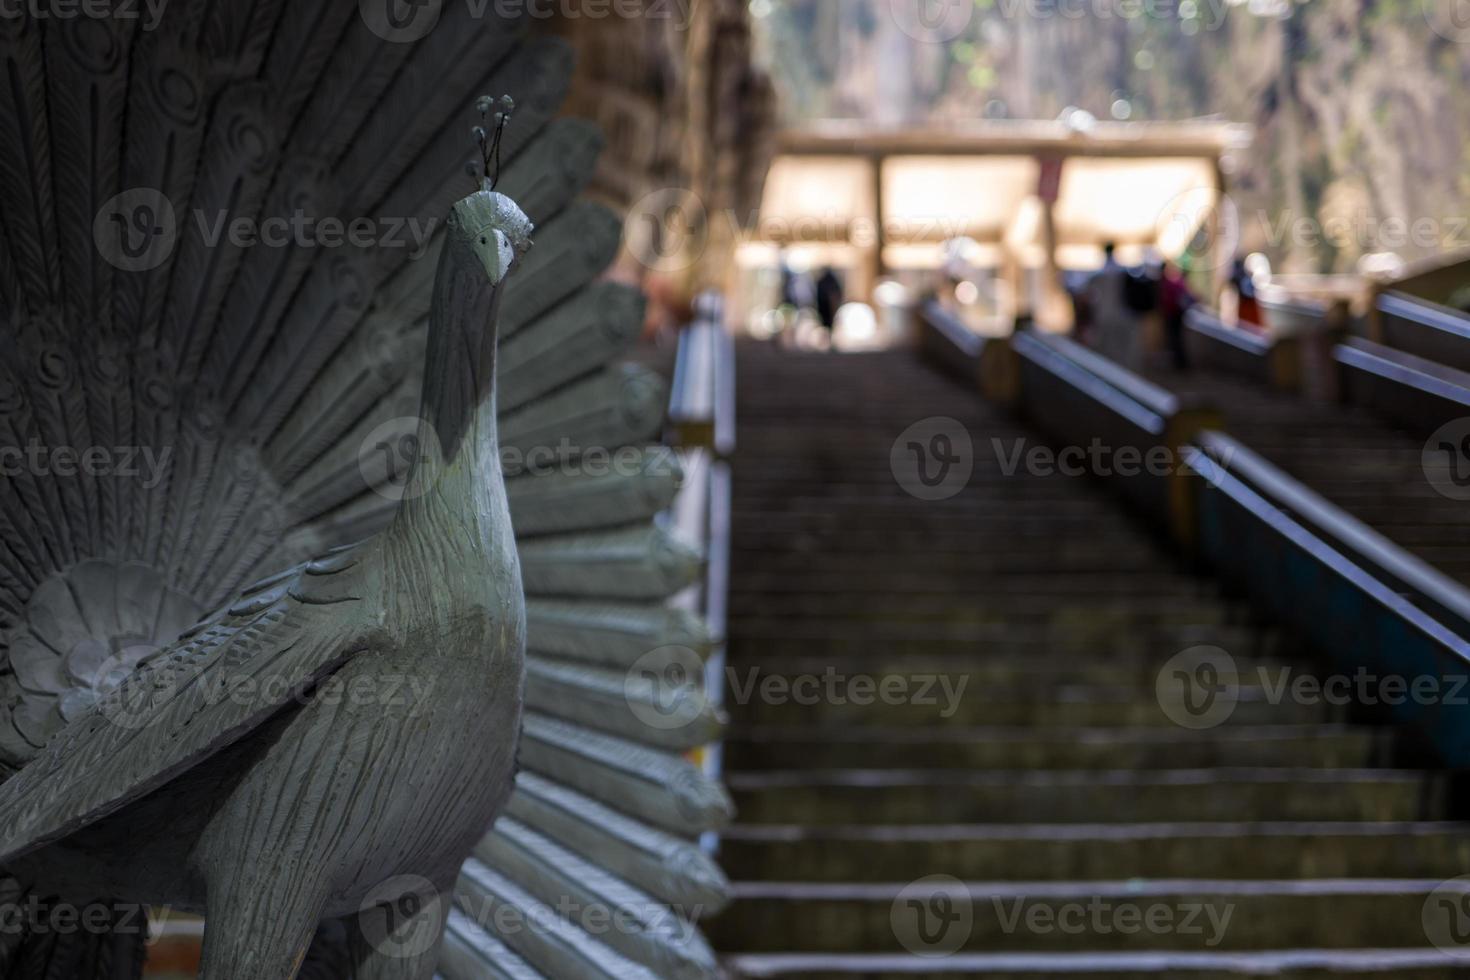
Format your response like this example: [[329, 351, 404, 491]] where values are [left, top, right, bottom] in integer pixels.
[[814, 266, 843, 331], [1230, 256, 1261, 330], [1159, 260, 1196, 370]]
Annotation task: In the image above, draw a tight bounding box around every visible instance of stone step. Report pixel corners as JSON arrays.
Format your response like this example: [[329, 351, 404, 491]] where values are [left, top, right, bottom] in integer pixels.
[[730, 597, 1231, 627], [729, 569, 1191, 593], [730, 525, 1156, 549], [726, 682, 1330, 728], [729, 552, 1170, 576], [728, 625, 1266, 662], [725, 948, 1470, 978], [719, 350, 1467, 972], [708, 878, 1470, 954], [729, 573, 1204, 598], [727, 769, 1441, 825], [723, 725, 1385, 771], [718, 821, 1470, 882]]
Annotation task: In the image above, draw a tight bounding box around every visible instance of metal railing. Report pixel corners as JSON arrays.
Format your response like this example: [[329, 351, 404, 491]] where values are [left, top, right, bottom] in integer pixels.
[[1377, 291, 1470, 375], [668, 292, 736, 458], [1187, 440, 1470, 762], [1336, 337, 1470, 434], [1184, 307, 1301, 392], [664, 292, 736, 849], [915, 302, 1470, 764], [920, 302, 1218, 546]]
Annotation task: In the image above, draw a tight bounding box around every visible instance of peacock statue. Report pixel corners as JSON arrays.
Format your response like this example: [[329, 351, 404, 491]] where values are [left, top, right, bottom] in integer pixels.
[[0, 2, 731, 978]]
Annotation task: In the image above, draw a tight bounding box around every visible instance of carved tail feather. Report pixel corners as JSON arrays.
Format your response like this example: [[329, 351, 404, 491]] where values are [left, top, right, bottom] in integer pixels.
[[0, 3, 731, 976]]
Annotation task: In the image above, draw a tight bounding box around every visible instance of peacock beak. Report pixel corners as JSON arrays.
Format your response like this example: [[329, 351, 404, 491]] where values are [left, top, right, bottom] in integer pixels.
[[474, 227, 517, 286]]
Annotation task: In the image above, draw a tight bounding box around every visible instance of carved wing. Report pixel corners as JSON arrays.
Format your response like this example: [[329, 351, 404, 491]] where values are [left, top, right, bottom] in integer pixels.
[[0, 555, 373, 865]]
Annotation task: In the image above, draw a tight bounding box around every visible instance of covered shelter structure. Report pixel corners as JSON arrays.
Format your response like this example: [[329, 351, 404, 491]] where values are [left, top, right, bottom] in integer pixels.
[[740, 118, 1251, 333]]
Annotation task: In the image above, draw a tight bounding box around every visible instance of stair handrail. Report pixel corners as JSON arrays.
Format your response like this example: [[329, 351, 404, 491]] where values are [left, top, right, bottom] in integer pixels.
[[1185, 443, 1470, 763], [1184, 306, 1301, 391], [1374, 289, 1470, 375], [1378, 290, 1470, 341], [1335, 336, 1470, 432], [916, 300, 1020, 402], [914, 302, 1470, 763], [669, 291, 736, 458], [1006, 329, 1220, 547], [664, 292, 734, 836], [1019, 330, 1186, 419], [1197, 430, 1470, 637]]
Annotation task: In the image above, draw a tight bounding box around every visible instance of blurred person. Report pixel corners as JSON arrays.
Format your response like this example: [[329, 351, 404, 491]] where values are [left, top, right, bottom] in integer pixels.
[[1086, 242, 1142, 371], [1229, 256, 1262, 331], [1159, 260, 1196, 370], [815, 266, 844, 336]]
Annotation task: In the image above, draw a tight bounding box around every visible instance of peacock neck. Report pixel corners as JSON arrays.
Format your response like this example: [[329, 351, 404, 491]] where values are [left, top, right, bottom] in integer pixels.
[[388, 197, 518, 557]]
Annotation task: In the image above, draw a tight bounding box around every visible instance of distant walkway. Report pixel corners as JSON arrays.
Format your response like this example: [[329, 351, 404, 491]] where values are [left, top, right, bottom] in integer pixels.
[[709, 343, 1466, 978]]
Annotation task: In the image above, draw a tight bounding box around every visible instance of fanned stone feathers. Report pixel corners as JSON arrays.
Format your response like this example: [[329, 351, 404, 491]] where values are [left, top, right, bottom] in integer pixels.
[[0, 5, 730, 978]]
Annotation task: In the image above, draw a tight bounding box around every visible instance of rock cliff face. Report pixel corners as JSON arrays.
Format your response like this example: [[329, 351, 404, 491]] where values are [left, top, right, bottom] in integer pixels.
[[547, 1, 777, 304]]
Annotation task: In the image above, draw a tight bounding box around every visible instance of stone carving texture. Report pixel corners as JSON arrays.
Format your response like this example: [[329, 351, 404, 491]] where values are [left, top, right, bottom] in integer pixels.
[[0, 5, 730, 978]]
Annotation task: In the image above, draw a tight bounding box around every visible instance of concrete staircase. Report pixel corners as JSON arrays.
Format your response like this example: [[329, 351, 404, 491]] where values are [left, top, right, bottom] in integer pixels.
[[708, 345, 1470, 978]]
